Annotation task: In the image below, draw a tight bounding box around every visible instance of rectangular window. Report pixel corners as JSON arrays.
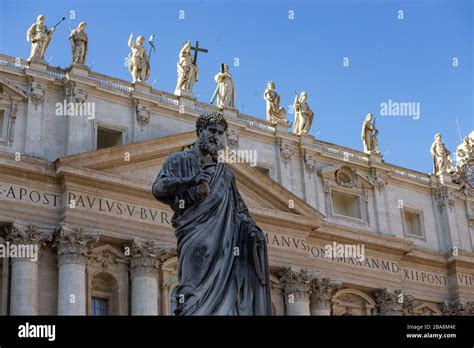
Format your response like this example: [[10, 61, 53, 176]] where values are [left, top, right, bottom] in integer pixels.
[[91, 297, 108, 316], [403, 210, 423, 237], [97, 127, 122, 150], [331, 191, 361, 219]]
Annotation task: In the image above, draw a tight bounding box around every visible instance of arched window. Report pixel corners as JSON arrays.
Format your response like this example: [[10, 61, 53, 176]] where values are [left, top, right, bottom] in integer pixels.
[[89, 272, 119, 315]]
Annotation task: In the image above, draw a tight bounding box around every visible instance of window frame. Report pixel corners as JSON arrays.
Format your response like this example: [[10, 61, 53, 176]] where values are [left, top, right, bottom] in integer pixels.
[[402, 207, 426, 240], [330, 188, 364, 223], [92, 120, 127, 150], [0, 107, 9, 144], [90, 295, 110, 316]]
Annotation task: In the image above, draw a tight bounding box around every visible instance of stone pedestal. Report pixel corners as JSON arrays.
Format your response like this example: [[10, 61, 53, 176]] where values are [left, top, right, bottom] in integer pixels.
[[221, 106, 238, 119], [275, 122, 290, 134], [368, 152, 383, 163], [27, 58, 48, 74], [176, 92, 195, 113], [66, 63, 90, 78], [54, 224, 101, 315], [131, 81, 152, 95], [7, 221, 54, 315], [279, 267, 311, 315], [309, 277, 341, 316]]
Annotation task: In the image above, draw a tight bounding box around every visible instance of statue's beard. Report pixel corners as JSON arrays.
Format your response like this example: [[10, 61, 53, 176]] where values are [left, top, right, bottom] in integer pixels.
[[197, 135, 223, 157]]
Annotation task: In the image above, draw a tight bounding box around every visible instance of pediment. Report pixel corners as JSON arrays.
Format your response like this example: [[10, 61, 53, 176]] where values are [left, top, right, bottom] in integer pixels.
[[412, 302, 442, 315], [318, 164, 374, 189], [89, 244, 127, 266], [56, 131, 325, 229], [0, 77, 28, 100]]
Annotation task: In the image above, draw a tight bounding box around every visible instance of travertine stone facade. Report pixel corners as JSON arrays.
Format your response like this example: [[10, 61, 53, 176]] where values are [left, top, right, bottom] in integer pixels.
[[0, 53, 473, 315]]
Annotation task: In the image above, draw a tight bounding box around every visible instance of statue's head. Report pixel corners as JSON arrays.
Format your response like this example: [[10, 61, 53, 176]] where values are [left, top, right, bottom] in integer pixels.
[[300, 91, 308, 102], [223, 64, 229, 72], [435, 133, 442, 141], [267, 81, 275, 90], [365, 113, 373, 122], [78, 22, 87, 31], [136, 36, 145, 45], [195, 112, 228, 156], [182, 40, 191, 53], [37, 15, 45, 24]]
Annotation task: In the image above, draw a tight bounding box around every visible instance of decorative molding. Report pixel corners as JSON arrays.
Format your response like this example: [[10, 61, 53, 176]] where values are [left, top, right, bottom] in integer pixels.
[[66, 82, 88, 105], [53, 223, 101, 266], [129, 238, 174, 279], [135, 103, 151, 127], [304, 151, 316, 177], [367, 169, 388, 191], [5, 220, 54, 247], [335, 166, 356, 188], [374, 288, 414, 316], [29, 81, 46, 110], [7, 103, 18, 144], [432, 186, 455, 210], [279, 266, 312, 302], [439, 301, 474, 316], [279, 141, 293, 168], [226, 128, 239, 149], [310, 276, 342, 311]]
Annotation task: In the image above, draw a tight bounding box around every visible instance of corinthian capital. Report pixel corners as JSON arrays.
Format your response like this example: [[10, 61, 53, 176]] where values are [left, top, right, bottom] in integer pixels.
[[279, 266, 312, 301], [129, 238, 174, 278], [53, 223, 101, 265], [310, 277, 342, 309], [6, 221, 54, 246], [375, 288, 414, 316]]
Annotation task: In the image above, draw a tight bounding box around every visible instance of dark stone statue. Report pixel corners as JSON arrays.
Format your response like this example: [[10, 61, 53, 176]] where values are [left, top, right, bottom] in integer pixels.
[[152, 111, 272, 315]]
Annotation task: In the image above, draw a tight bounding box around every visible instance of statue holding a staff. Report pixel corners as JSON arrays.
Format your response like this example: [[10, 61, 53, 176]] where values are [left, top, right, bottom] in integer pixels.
[[26, 15, 64, 61]]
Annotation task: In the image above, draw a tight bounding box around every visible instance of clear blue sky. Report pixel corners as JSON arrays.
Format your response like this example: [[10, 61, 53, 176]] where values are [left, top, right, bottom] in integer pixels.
[[0, 0, 472, 173]]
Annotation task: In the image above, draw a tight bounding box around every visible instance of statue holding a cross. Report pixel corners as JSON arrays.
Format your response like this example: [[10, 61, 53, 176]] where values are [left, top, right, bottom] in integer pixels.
[[175, 40, 207, 96]]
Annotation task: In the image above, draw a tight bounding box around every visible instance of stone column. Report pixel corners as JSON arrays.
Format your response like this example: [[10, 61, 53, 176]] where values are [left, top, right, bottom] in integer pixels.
[[54, 224, 101, 315], [279, 267, 311, 315], [309, 277, 341, 315], [6, 221, 54, 315], [374, 288, 414, 316], [129, 238, 173, 315]]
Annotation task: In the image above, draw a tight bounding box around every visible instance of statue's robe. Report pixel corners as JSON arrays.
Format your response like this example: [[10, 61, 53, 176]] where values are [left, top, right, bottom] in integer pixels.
[[152, 150, 271, 315], [215, 72, 235, 108]]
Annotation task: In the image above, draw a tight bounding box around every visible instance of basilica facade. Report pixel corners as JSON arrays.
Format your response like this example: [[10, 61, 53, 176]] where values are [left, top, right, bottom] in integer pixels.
[[0, 52, 473, 316]]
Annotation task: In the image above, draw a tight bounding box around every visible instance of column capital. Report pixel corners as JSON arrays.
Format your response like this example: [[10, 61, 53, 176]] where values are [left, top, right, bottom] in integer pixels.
[[310, 276, 342, 312], [53, 223, 101, 266], [374, 288, 414, 316], [440, 301, 474, 316], [5, 221, 54, 263], [6, 221, 54, 246], [279, 266, 312, 301], [129, 238, 174, 279]]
